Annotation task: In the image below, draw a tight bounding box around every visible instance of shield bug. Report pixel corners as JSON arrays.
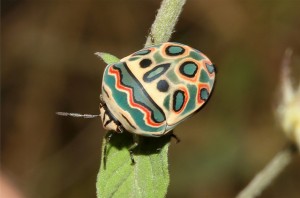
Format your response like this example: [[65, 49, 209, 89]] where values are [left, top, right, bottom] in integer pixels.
[[58, 42, 216, 164]]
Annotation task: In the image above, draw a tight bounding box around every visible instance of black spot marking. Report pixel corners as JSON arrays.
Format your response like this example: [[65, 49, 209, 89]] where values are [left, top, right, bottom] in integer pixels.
[[143, 63, 171, 82], [140, 59, 152, 68], [157, 80, 169, 92]]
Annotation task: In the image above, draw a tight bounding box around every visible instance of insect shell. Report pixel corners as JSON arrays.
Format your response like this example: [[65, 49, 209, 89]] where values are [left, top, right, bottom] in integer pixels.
[[99, 42, 216, 137]]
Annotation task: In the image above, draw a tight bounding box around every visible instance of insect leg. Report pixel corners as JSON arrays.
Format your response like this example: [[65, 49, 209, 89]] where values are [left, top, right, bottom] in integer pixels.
[[103, 131, 114, 169], [171, 132, 181, 143], [128, 134, 139, 165]]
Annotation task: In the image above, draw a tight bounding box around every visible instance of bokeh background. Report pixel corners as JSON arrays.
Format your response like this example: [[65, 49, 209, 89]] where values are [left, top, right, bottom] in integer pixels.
[[2, 0, 300, 197]]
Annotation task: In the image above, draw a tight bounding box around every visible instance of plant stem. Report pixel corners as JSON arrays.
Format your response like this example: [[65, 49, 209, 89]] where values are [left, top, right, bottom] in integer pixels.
[[236, 143, 298, 198], [97, 1, 187, 197], [145, 0, 186, 47]]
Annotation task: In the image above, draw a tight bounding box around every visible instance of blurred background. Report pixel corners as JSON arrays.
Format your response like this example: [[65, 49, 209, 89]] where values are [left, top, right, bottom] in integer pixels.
[[1, 0, 300, 197]]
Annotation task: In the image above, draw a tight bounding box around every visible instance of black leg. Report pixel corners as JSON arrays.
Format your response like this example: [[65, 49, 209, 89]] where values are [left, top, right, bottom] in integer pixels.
[[171, 133, 181, 144], [129, 135, 139, 165], [103, 132, 113, 169], [155, 132, 180, 152]]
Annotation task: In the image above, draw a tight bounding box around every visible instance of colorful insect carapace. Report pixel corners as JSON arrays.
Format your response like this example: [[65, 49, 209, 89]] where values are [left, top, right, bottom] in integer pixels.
[[99, 42, 216, 163], [100, 42, 215, 135]]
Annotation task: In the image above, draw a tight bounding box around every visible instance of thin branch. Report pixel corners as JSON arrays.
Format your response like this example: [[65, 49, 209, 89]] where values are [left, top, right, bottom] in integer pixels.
[[237, 47, 300, 198], [280, 48, 294, 103], [145, 0, 186, 47], [236, 143, 298, 198]]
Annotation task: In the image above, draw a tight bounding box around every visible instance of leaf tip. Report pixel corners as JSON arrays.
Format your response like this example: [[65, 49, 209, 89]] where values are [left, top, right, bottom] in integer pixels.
[[94, 51, 120, 65]]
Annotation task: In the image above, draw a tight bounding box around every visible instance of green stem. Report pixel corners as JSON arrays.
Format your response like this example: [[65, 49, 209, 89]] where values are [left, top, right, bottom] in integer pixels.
[[145, 0, 187, 47], [236, 143, 298, 198]]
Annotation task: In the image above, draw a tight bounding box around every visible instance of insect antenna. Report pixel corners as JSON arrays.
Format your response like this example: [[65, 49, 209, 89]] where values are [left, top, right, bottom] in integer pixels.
[[56, 112, 100, 119]]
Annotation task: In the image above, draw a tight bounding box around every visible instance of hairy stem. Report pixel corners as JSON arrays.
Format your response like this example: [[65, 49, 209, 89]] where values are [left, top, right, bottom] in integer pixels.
[[236, 143, 298, 198], [145, 0, 186, 47]]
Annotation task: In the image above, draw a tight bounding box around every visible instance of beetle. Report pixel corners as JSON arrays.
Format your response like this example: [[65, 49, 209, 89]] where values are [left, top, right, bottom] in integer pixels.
[[99, 42, 216, 163], [57, 42, 216, 165]]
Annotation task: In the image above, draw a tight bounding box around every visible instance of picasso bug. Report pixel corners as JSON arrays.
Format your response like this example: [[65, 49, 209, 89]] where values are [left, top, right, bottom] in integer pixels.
[[57, 42, 216, 164]]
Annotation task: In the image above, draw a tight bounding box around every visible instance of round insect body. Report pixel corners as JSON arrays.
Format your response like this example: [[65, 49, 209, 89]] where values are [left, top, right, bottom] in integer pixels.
[[100, 42, 216, 137]]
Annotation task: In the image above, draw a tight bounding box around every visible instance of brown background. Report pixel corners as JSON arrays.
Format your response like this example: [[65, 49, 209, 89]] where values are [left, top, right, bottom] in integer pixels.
[[2, 0, 300, 197]]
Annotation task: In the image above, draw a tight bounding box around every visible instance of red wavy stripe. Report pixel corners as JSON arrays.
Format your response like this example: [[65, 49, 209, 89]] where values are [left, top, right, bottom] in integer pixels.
[[109, 66, 163, 127]]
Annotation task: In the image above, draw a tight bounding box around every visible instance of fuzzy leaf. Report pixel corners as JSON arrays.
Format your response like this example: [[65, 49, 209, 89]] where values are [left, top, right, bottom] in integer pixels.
[[95, 52, 120, 65], [96, 132, 171, 198]]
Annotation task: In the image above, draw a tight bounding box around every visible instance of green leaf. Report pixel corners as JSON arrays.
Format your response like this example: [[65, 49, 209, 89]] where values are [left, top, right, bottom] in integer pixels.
[[96, 132, 171, 198], [95, 52, 120, 65]]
